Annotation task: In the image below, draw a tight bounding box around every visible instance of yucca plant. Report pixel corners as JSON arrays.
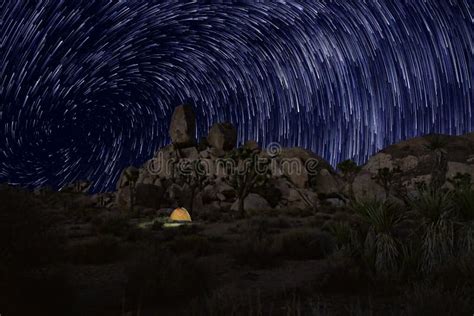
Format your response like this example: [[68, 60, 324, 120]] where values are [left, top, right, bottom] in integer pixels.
[[351, 199, 405, 274], [453, 187, 474, 222], [409, 188, 454, 222], [326, 221, 359, 256], [452, 188, 474, 254], [398, 241, 423, 280], [420, 219, 455, 273], [351, 199, 405, 235], [409, 187, 457, 273]]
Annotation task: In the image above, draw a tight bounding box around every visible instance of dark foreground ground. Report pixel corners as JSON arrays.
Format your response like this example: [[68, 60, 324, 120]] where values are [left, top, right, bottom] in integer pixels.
[[1, 186, 473, 316]]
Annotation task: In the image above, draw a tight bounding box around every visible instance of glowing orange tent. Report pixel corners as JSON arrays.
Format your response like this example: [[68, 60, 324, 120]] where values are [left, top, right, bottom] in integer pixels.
[[170, 207, 192, 222]]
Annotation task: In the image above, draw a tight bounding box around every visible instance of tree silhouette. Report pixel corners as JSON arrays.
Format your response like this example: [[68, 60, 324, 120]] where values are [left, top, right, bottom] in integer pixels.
[[337, 159, 361, 199]]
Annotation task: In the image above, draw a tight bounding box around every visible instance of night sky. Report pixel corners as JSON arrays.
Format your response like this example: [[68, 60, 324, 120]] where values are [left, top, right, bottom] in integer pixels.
[[0, 1, 472, 192]]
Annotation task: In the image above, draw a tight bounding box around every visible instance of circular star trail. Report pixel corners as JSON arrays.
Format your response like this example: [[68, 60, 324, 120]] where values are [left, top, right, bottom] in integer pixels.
[[0, 1, 472, 192]]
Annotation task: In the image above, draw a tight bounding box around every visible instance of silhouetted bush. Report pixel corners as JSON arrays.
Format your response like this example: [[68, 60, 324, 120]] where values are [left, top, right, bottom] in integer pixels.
[[315, 257, 370, 294], [94, 212, 131, 236], [276, 230, 335, 260], [125, 250, 214, 310], [402, 281, 473, 316], [232, 234, 278, 268], [0, 186, 70, 315], [67, 235, 121, 264], [167, 234, 213, 256]]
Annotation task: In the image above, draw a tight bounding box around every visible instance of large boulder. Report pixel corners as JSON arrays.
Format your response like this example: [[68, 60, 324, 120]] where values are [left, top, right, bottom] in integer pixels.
[[169, 105, 196, 147], [279, 147, 333, 171], [207, 123, 237, 151], [352, 171, 386, 201], [312, 168, 340, 195], [285, 188, 318, 211], [277, 147, 333, 189], [231, 193, 271, 212]]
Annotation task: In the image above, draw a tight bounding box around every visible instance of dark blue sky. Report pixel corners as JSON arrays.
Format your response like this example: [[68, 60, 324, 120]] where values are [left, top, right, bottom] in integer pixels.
[[0, 0, 472, 192]]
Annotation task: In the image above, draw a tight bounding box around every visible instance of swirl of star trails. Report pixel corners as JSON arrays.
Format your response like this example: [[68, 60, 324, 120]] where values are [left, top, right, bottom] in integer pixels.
[[0, 0, 472, 192]]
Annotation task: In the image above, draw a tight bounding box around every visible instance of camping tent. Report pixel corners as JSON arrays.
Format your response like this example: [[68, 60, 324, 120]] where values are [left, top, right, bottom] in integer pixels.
[[170, 207, 192, 222]]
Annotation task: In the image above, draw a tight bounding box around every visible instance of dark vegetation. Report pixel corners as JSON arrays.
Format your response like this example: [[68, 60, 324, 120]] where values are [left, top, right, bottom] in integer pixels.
[[1, 170, 474, 315]]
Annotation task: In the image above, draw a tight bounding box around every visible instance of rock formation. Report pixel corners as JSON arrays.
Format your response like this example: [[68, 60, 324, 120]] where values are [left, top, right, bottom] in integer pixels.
[[115, 106, 339, 215], [114, 105, 474, 215], [169, 104, 196, 147], [353, 133, 474, 200], [207, 122, 237, 151]]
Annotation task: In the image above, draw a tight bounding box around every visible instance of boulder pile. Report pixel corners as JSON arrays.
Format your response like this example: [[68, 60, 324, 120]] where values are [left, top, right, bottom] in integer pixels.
[[353, 133, 474, 201], [114, 105, 474, 215], [115, 105, 341, 215]]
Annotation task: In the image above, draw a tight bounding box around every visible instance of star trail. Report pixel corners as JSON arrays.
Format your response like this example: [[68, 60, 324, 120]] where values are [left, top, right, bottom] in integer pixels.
[[0, 1, 472, 192]]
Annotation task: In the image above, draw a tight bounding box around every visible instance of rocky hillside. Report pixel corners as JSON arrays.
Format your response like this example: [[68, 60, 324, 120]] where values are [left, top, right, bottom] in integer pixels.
[[114, 105, 474, 215], [355, 133, 474, 201], [115, 105, 342, 216]]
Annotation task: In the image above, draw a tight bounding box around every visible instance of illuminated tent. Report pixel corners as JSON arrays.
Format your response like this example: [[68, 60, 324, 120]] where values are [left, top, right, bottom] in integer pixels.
[[170, 207, 192, 222]]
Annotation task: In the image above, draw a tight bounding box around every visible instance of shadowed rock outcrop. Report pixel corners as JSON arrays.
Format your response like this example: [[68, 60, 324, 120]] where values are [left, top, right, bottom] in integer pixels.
[[207, 122, 237, 151], [169, 104, 196, 147]]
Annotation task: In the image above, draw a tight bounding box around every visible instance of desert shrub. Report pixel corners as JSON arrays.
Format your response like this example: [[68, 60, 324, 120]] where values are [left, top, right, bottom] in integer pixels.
[[0, 187, 69, 315], [246, 216, 288, 234], [268, 216, 292, 229], [167, 235, 213, 256], [232, 234, 278, 268], [0, 188, 63, 268], [1, 268, 74, 316], [430, 255, 474, 291], [67, 235, 121, 264], [315, 257, 370, 294], [188, 289, 271, 316], [282, 208, 314, 217], [125, 226, 155, 242], [159, 223, 202, 241], [402, 281, 472, 316], [200, 210, 223, 222], [125, 250, 214, 309], [94, 212, 131, 237], [326, 221, 356, 251], [276, 230, 335, 260]]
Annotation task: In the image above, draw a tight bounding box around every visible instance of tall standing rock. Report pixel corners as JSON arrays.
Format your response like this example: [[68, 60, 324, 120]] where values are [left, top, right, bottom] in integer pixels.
[[169, 105, 196, 147], [207, 123, 237, 151]]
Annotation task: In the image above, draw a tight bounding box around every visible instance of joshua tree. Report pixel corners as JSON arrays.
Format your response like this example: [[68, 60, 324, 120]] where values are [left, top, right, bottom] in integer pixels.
[[124, 167, 139, 213], [374, 167, 402, 199], [176, 158, 210, 214], [425, 135, 448, 190], [225, 147, 271, 218], [337, 159, 361, 199]]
